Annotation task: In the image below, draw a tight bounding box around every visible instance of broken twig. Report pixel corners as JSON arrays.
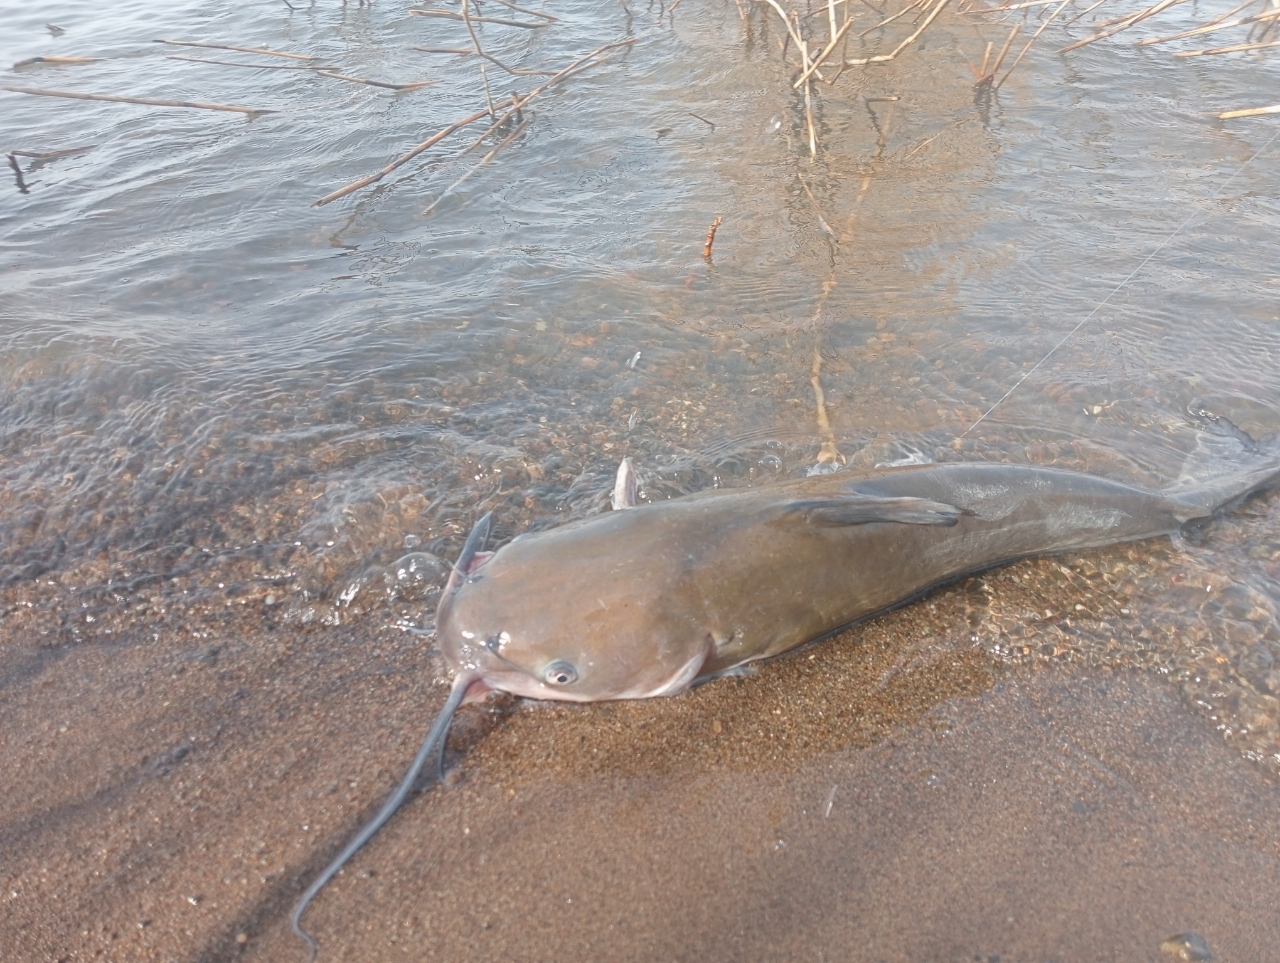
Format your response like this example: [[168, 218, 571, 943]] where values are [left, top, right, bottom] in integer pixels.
[[408, 8, 547, 28], [1177, 37, 1280, 56], [845, 0, 952, 66], [1058, 0, 1187, 53], [2, 85, 273, 115], [8, 145, 96, 159], [1139, 2, 1278, 44], [994, 0, 1075, 92], [13, 55, 98, 68], [486, 0, 559, 21], [793, 16, 855, 87], [7, 154, 29, 194], [316, 71, 435, 90], [166, 55, 317, 70], [1219, 103, 1280, 118], [424, 114, 532, 215], [313, 38, 635, 207], [155, 39, 314, 60], [703, 216, 723, 259]]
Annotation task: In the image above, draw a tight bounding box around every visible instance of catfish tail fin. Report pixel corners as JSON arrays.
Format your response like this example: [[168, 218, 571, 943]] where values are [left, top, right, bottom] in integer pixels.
[[1165, 408, 1280, 519]]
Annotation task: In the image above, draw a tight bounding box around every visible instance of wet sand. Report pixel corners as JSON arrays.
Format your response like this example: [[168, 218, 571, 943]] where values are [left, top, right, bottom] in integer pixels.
[[4, 577, 1278, 963]]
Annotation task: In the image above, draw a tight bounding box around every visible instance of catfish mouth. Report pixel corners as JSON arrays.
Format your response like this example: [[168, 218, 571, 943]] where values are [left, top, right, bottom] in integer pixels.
[[459, 674, 496, 704], [461, 632, 712, 703]]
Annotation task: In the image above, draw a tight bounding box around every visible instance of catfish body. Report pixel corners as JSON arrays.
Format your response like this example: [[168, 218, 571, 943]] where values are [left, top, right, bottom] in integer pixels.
[[435, 457, 1278, 704]]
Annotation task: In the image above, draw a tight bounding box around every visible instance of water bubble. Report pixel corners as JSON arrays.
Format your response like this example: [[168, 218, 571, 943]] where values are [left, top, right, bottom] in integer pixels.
[[768, 115, 783, 134], [386, 552, 447, 603], [337, 573, 373, 607], [806, 461, 842, 476]]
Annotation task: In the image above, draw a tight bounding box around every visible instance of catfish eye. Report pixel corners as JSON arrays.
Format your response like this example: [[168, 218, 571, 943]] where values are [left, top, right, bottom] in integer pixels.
[[543, 660, 578, 686]]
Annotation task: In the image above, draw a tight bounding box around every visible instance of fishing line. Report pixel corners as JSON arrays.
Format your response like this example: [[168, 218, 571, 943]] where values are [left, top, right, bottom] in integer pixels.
[[960, 124, 1280, 438]]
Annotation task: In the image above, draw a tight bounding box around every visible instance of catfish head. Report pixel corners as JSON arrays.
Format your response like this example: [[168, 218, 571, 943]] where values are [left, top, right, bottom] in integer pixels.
[[435, 505, 718, 704]]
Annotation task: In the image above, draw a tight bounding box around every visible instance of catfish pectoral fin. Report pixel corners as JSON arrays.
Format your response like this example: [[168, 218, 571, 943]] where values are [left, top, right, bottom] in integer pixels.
[[692, 664, 759, 688], [784, 494, 968, 527]]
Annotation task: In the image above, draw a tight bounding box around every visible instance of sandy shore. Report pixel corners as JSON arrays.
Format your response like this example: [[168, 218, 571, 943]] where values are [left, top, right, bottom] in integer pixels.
[[3, 577, 1278, 963]]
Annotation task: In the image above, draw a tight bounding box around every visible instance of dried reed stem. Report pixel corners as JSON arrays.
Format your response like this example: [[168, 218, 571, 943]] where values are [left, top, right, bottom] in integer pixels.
[[313, 38, 635, 207], [166, 54, 317, 70], [987, 24, 1020, 82], [903, 128, 943, 156], [1092, 6, 1152, 28], [458, 95, 525, 152], [156, 39, 313, 60], [996, 0, 1073, 89], [1133, 0, 1251, 40], [423, 115, 531, 215], [316, 71, 436, 90], [3, 85, 272, 114], [13, 56, 98, 67], [1063, 0, 1113, 28], [1059, 0, 1187, 53], [793, 16, 855, 86], [969, 24, 1018, 84], [463, 0, 487, 63], [8, 145, 96, 159], [485, 0, 558, 20], [7, 153, 27, 192], [408, 8, 547, 28], [792, 16, 820, 156], [315, 104, 510, 207], [458, 0, 552, 76], [962, 0, 1063, 12], [1177, 37, 1280, 56], [860, 0, 929, 39], [845, 0, 952, 66], [810, 346, 843, 465], [1140, 4, 1280, 44], [1219, 103, 1280, 118], [702, 216, 723, 258], [760, 0, 811, 54], [798, 175, 837, 236], [804, 71, 817, 157]]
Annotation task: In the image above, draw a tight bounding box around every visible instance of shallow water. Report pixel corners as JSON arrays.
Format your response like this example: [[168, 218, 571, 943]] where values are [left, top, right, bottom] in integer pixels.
[[3, 0, 1280, 958]]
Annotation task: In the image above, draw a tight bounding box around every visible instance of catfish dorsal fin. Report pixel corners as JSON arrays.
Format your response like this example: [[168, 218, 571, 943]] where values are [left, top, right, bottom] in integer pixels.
[[611, 457, 638, 510], [784, 493, 967, 527]]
